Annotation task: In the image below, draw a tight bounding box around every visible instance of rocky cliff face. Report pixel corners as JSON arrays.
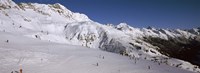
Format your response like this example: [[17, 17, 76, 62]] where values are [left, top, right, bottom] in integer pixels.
[[144, 36, 200, 66]]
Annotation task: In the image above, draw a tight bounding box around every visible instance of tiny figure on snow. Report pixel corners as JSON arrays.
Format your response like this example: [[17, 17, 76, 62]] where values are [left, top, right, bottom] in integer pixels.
[[20, 69, 22, 73], [96, 63, 99, 66], [6, 40, 9, 43], [20, 65, 22, 73], [148, 66, 151, 69]]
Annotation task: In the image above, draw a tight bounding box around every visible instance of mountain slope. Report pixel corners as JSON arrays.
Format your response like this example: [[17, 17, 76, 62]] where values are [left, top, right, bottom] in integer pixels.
[[0, 30, 194, 73], [0, 0, 200, 72]]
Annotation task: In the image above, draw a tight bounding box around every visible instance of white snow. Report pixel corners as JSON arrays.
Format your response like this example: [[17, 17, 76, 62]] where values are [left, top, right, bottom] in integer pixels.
[[0, 31, 195, 73], [0, 0, 200, 73]]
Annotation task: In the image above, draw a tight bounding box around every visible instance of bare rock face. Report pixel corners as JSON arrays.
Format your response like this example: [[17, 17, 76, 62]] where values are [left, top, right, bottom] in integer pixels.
[[144, 36, 200, 66]]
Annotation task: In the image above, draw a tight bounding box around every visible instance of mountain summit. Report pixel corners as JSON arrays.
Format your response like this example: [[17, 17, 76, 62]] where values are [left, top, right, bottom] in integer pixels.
[[0, 0, 200, 73]]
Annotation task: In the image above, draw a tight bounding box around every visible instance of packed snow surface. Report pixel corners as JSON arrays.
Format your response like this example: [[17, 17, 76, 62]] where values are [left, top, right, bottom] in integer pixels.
[[0, 31, 194, 73], [0, 0, 200, 73]]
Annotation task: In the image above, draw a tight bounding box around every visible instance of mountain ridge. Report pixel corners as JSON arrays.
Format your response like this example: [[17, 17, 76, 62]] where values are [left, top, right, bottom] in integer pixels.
[[0, 0, 200, 72]]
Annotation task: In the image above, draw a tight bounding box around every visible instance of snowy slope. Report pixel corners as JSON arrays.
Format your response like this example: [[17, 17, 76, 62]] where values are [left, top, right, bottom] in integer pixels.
[[0, 0, 200, 73], [0, 31, 194, 73]]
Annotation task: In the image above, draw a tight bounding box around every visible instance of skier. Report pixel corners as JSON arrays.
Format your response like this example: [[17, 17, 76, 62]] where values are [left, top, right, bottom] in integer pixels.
[[6, 40, 9, 43], [96, 63, 99, 66]]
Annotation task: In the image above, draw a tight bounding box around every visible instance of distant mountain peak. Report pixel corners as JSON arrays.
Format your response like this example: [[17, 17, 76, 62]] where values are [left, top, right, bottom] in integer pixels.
[[116, 23, 132, 30], [16, 2, 91, 22], [1, 0, 200, 72], [51, 3, 66, 10], [0, 0, 18, 9]]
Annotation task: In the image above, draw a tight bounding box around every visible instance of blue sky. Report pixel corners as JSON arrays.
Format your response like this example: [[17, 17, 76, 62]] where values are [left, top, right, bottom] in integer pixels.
[[13, 0, 200, 29]]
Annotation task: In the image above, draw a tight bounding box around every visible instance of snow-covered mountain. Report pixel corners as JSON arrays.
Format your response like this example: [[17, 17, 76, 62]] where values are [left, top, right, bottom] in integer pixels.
[[0, 0, 200, 73]]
